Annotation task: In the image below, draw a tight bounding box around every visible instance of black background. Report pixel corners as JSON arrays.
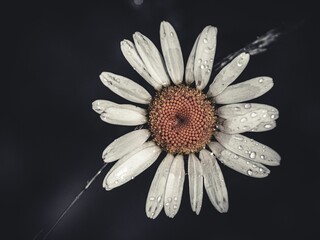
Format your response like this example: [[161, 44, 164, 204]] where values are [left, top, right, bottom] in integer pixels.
[[2, 0, 320, 239]]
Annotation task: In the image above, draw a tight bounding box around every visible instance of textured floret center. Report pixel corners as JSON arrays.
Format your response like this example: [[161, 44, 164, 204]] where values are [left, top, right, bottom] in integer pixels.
[[148, 85, 216, 154]]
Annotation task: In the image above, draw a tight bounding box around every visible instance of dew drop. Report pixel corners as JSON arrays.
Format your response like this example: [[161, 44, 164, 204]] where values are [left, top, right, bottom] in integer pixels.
[[237, 57, 244, 67], [244, 103, 251, 109], [174, 196, 178, 201], [149, 197, 155, 201], [173, 204, 178, 209], [249, 152, 256, 159], [260, 155, 265, 160], [233, 154, 239, 159], [234, 107, 241, 111], [203, 38, 208, 43], [238, 145, 243, 150], [259, 78, 264, 83], [264, 124, 272, 129], [251, 112, 257, 118], [234, 135, 243, 141], [204, 60, 208, 64], [167, 197, 172, 203], [157, 196, 162, 202], [240, 117, 247, 123], [198, 58, 202, 63], [259, 168, 263, 172], [271, 114, 275, 119], [247, 169, 253, 176], [246, 161, 250, 165], [200, 64, 205, 69], [170, 32, 174, 37]]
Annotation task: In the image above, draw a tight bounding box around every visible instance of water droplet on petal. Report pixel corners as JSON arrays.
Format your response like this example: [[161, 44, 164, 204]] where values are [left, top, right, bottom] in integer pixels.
[[240, 117, 247, 123], [157, 196, 162, 202], [167, 197, 172, 203], [234, 107, 241, 111], [244, 103, 251, 109], [259, 78, 264, 83], [149, 197, 155, 201], [234, 136, 244, 141], [237, 57, 244, 67], [251, 112, 257, 118], [203, 38, 208, 43], [170, 32, 174, 37], [200, 64, 205, 69], [249, 152, 256, 159], [260, 155, 265, 160], [247, 169, 253, 176], [238, 145, 243, 150]]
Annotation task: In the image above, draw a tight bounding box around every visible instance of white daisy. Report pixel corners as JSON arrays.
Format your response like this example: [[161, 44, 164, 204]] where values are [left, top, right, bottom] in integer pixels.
[[92, 21, 281, 219]]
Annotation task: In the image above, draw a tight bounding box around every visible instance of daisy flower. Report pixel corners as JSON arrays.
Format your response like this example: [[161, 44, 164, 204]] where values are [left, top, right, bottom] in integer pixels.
[[92, 21, 281, 219]]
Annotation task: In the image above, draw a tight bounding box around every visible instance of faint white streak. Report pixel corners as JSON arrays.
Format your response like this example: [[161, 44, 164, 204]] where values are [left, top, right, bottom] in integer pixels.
[[213, 28, 282, 72]]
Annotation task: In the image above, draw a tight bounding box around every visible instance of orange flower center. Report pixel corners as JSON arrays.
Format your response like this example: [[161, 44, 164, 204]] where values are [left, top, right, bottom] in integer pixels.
[[148, 85, 216, 154]]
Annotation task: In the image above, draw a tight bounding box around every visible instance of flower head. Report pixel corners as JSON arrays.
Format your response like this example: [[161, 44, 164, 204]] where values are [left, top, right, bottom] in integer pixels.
[[92, 21, 281, 219]]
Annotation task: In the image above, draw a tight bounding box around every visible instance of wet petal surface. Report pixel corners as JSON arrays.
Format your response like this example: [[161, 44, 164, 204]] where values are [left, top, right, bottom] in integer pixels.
[[160, 21, 184, 85], [146, 154, 174, 219], [215, 132, 281, 166], [214, 77, 273, 104], [188, 154, 203, 215], [103, 141, 161, 190], [200, 149, 228, 213]]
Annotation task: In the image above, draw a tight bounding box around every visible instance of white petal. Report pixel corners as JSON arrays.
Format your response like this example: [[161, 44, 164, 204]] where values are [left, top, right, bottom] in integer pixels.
[[133, 32, 170, 87], [217, 103, 279, 120], [92, 100, 147, 126], [102, 129, 150, 162], [216, 103, 279, 133], [217, 108, 277, 134], [164, 155, 185, 218], [185, 35, 200, 85], [188, 154, 203, 215], [92, 99, 113, 114], [103, 141, 161, 190], [120, 40, 162, 90], [214, 132, 281, 166], [199, 149, 228, 213], [100, 72, 152, 104], [214, 76, 274, 104], [193, 26, 217, 90], [160, 21, 184, 85], [207, 52, 250, 97], [146, 154, 174, 219], [208, 142, 270, 178], [251, 121, 277, 132]]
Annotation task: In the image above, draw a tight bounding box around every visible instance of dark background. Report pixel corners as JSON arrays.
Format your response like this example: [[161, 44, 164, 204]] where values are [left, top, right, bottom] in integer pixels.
[[2, 0, 319, 239]]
